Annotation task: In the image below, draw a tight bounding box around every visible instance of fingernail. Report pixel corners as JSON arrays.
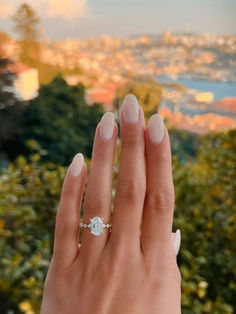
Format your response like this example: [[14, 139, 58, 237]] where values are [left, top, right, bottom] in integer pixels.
[[121, 94, 139, 123], [100, 112, 115, 140], [172, 229, 181, 255], [148, 114, 164, 143], [70, 153, 84, 176]]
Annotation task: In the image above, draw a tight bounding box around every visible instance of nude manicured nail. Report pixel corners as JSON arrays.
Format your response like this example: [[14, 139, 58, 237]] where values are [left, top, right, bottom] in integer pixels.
[[121, 94, 139, 123], [70, 153, 84, 176], [100, 112, 115, 140], [172, 229, 181, 255], [148, 114, 164, 143]]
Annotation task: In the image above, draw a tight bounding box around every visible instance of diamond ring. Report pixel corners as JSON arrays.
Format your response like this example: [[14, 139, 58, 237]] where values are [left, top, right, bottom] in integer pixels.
[[80, 216, 111, 236]]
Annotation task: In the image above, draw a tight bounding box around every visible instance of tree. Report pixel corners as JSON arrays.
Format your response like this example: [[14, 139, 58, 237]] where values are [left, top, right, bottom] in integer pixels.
[[12, 3, 40, 59], [0, 56, 24, 162], [113, 78, 162, 121], [0, 56, 16, 109], [19, 76, 105, 165]]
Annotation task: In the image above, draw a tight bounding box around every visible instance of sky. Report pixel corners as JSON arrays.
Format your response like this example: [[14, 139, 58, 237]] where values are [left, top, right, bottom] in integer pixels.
[[0, 0, 235, 40]]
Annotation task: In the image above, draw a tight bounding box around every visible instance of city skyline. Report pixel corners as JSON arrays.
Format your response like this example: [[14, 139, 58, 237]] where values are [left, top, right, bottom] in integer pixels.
[[0, 0, 236, 40]]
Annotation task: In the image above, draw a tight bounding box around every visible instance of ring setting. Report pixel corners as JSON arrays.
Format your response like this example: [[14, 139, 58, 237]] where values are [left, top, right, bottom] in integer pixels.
[[80, 216, 111, 236]]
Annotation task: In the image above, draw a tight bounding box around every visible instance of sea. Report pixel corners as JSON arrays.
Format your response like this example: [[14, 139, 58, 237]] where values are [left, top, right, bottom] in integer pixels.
[[156, 75, 236, 101]]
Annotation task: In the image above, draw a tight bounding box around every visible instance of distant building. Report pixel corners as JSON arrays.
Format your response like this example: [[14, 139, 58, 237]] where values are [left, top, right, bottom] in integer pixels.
[[159, 108, 236, 134], [195, 92, 214, 103], [163, 31, 171, 43], [86, 83, 122, 109], [9, 62, 39, 100]]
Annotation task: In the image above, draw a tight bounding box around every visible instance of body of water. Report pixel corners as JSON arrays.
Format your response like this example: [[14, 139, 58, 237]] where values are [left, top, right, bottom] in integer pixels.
[[156, 75, 236, 100]]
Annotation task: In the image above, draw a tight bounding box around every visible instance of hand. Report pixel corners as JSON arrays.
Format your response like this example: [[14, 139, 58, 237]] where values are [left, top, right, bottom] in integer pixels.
[[41, 94, 181, 314]]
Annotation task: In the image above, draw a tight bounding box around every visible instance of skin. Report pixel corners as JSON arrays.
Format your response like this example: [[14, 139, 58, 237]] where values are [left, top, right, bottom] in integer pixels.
[[41, 97, 181, 314]]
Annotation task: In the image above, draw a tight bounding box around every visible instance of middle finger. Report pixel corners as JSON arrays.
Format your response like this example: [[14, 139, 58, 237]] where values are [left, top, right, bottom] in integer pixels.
[[111, 94, 146, 242]]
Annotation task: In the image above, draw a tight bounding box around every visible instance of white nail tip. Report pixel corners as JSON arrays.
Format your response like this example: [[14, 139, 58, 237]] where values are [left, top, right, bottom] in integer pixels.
[[148, 114, 164, 143], [121, 94, 139, 123], [100, 112, 115, 140], [173, 229, 181, 255], [70, 153, 84, 176]]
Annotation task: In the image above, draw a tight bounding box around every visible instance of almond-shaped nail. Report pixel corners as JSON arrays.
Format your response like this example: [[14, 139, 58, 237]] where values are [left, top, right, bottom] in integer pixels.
[[70, 153, 84, 176], [172, 229, 181, 255], [100, 112, 115, 140], [148, 114, 164, 143], [121, 94, 139, 123]]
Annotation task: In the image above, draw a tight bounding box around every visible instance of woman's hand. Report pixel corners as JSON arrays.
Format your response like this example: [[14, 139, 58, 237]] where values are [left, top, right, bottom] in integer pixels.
[[41, 94, 181, 314]]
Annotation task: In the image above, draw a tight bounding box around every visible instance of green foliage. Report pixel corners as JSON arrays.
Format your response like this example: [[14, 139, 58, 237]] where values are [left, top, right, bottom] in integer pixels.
[[0, 55, 25, 163], [114, 79, 162, 120], [0, 145, 66, 313], [0, 56, 20, 109], [173, 129, 236, 313], [11, 76, 104, 166], [169, 127, 201, 162]]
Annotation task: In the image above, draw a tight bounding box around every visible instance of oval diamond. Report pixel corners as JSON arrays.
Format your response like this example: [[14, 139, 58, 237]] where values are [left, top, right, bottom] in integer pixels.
[[89, 216, 104, 236]]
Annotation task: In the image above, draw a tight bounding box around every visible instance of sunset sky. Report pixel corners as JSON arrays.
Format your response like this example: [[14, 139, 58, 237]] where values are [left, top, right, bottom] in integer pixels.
[[0, 0, 235, 40]]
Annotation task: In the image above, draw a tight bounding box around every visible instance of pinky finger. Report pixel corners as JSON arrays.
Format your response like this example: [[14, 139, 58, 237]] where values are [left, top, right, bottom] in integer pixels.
[[52, 153, 87, 269]]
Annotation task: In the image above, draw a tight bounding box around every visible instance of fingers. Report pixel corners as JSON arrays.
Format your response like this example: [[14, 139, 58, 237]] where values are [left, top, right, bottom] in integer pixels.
[[141, 114, 175, 256], [53, 153, 86, 268], [111, 94, 146, 242], [172, 230, 181, 256], [80, 112, 118, 256]]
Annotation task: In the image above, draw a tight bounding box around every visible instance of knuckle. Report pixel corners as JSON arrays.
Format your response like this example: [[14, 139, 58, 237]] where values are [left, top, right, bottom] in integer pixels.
[[107, 258, 124, 280], [150, 147, 171, 164], [94, 144, 112, 160], [84, 195, 110, 216], [153, 253, 179, 275], [55, 214, 77, 235], [122, 132, 143, 149], [174, 266, 182, 284], [55, 218, 68, 237], [160, 260, 181, 284], [118, 177, 145, 202], [158, 256, 174, 273], [108, 233, 132, 261], [107, 244, 130, 278], [146, 188, 174, 212], [61, 185, 77, 199], [151, 262, 181, 291]]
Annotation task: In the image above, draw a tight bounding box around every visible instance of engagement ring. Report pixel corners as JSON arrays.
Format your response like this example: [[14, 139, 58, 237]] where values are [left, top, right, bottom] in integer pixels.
[[80, 216, 111, 236]]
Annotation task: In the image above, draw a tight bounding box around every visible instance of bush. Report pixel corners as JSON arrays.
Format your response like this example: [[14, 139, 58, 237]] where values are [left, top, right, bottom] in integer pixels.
[[0, 146, 65, 313], [174, 129, 236, 313]]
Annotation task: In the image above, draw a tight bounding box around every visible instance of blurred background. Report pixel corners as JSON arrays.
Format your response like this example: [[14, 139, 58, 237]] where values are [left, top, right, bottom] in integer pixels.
[[0, 1, 235, 313]]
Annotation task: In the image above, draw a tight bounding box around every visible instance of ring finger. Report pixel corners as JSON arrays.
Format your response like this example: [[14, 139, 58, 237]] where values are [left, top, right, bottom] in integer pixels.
[[80, 112, 118, 257]]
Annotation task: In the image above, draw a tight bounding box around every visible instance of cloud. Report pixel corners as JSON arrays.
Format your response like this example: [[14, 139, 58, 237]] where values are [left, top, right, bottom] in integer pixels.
[[0, 0, 88, 19], [48, 0, 87, 19], [0, 2, 14, 18]]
